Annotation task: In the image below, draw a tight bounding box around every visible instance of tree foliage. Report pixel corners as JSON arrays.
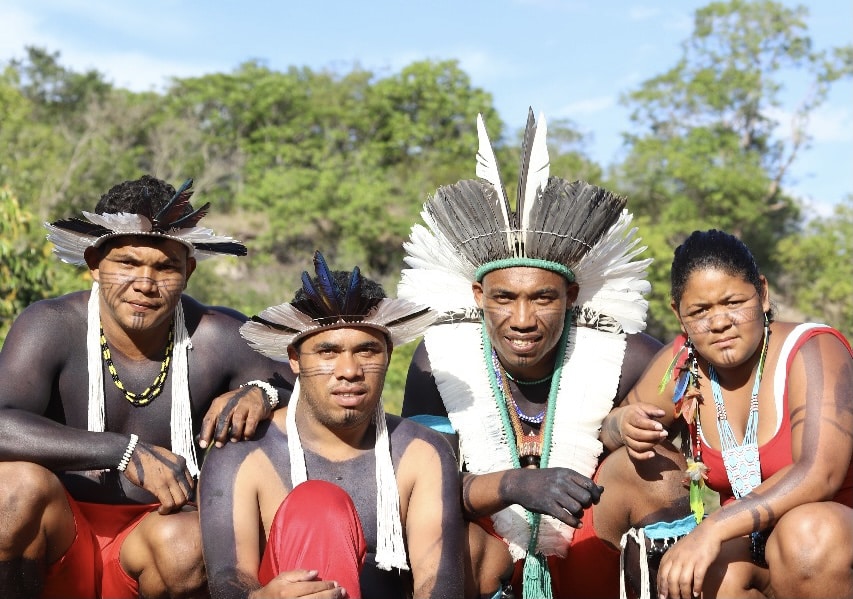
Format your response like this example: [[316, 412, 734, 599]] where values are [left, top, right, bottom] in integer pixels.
[[776, 195, 853, 338], [617, 0, 851, 337], [0, 186, 86, 338], [1, 1, 851, 402]]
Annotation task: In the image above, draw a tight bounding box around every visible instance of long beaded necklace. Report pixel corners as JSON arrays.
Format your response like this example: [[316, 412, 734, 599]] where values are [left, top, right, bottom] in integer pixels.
[[493, 352, 545, 464], [699, 323, 769, 499], [483, 318, 571, 599], [101, 322, 175, 407]]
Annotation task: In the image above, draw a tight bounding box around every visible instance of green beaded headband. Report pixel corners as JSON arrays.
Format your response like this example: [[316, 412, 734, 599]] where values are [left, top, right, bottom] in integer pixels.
[[476, 258, 575, 282]]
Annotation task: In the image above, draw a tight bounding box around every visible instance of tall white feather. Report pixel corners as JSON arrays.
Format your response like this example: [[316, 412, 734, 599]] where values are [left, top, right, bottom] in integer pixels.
[[475, 114, 512, 252], [520, 112, 550, 248]]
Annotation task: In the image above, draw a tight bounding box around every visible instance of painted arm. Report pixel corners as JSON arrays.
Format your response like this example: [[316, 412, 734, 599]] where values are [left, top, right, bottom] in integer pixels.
[[403, 428, 465, 599], [609, 339, 683, 458], [658, 330, 853, 598], [0, 298, 131, 470], [193, 304, 295, 449]]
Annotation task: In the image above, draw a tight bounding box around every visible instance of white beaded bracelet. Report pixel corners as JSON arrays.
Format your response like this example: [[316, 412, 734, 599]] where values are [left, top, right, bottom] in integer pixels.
[[241, 380, 280, 410], [117, 433, 139, 472]]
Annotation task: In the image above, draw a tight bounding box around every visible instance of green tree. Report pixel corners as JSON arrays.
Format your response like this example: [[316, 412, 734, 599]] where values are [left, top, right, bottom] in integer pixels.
[[616, 0, 852, 337], [0, 186, 86, 341], [776, 196, 853, 337]]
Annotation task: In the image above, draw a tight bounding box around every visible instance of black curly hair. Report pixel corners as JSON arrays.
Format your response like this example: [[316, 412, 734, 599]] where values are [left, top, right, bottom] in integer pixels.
[[671, 229, 765, 308], [95, 175, 193, 218]]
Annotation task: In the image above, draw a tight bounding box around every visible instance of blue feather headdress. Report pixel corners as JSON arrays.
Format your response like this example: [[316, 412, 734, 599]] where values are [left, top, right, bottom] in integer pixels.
[[44, 178, 247, 264], [240, 251, 437, 357]]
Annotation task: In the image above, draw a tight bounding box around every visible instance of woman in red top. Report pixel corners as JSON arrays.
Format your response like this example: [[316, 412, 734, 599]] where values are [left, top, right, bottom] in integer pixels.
[[618, 229, 853, 599]]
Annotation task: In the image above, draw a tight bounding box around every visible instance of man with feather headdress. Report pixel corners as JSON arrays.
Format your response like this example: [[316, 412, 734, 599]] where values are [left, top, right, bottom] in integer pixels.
[[0, 175, 292, 599], [199, 251, 464, 599], [399, 111, 694, 599]]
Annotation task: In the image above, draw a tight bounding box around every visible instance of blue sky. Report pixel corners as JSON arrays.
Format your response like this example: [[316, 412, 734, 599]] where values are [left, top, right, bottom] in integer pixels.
[[1, 0, 850, 217]]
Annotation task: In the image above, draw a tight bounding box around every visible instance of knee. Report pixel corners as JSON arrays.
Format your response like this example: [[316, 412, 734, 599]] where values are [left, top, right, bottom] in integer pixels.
[[0, 462, 62, 536], [148, 511, 206, 597], [766, 504, 848, 581], [288, 480, 354, 514], [466, 522, 512, 596]]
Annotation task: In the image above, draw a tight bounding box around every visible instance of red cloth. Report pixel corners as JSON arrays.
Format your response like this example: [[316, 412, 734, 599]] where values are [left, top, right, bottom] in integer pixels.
[[41, 493, 156, 599], [477, 472, 620, 599], [258, 480, 367, 599], [692, 326, 853, 506]]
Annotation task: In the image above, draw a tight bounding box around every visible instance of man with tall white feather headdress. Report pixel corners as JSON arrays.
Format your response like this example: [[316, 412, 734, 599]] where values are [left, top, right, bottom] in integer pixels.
[[0, 175, 292, 599], [399, 111, 695, 599], [199, 251, 464, 599]]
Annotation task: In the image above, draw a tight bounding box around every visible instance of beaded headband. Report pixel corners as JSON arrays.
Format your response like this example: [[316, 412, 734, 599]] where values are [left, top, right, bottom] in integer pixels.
[[44, 178, 247, 265]]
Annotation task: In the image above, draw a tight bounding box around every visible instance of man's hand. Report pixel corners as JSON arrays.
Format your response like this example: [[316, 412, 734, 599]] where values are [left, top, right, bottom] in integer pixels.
[[198, 386, 272, 449], [499, 467, 603, 527], [122, 442, 194, 514], [619, 403, 668, 460], [250, 569, 348, 599]]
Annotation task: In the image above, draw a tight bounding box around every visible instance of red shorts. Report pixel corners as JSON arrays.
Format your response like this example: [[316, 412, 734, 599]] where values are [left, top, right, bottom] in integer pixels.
[[478, 497, 620, 599], [259, 480, 366, 599], [41, 492, 157, 599]]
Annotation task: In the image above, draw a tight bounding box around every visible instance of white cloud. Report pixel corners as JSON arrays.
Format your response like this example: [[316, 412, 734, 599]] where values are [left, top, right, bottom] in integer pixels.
[[628, 6, 661, 21], [806, 103, 853, 144], [766, 102, 853, 145], [554, 95, 616, 117], [0, 5, 50, 56]]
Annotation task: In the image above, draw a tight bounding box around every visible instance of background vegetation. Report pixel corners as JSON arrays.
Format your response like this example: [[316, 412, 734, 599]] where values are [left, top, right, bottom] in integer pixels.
[[1, 0, 851, 413]]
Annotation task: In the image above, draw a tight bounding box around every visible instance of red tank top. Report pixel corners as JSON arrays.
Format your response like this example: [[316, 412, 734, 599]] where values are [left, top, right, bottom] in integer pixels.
[[678, 325, 853, 506]]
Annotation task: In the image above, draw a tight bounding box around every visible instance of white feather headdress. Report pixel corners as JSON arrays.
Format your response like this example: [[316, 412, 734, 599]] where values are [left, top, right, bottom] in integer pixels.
[[399, 109, 651, 334]]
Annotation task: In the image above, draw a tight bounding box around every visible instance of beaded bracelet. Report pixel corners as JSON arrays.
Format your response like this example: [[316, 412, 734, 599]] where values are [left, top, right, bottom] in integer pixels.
[[117, 433, 139, 472], [241, 380, 280, 410]]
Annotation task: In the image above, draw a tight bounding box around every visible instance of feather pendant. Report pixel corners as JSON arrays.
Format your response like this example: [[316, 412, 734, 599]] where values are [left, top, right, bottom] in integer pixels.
[[658, 344, 687, 394], [672, 371, 690, 403], [152, 178, 194, 231]]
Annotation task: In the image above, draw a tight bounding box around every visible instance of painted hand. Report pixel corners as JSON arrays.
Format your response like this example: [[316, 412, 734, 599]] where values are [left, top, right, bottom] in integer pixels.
[[199, 385, 271, 448], [500, 467, 603, 527], [122, 442, 194, 514]]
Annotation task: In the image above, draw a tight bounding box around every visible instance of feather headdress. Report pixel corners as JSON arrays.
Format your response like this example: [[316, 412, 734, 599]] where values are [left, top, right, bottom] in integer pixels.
[[241, 250, 437, 355], [241, 250, 435, 572], [399, 109, 651, 334], [45, 178, 247, 265]]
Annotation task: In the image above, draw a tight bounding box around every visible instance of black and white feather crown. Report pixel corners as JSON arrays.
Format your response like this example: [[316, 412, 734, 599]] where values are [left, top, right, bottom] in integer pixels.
[[398, 109, 653, 333], [44, 178, 247, 264]]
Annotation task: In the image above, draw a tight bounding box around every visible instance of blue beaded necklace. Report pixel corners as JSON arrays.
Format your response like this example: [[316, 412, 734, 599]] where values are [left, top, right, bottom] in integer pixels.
[[700, 323, 769, 499]]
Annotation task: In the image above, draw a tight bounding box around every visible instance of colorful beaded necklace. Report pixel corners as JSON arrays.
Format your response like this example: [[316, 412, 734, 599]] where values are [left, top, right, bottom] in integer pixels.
[[483, 317, 572, 599], [100, 322, 175, 407]]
